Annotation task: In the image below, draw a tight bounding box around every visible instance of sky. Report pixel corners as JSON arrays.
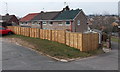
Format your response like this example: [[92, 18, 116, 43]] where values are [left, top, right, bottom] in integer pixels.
[[0, 0, 119, 17]]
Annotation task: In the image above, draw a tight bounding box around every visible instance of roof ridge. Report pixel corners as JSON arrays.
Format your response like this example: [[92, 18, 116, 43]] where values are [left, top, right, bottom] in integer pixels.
[[29, 13, 40, 14], [43, 11, 60, 13]]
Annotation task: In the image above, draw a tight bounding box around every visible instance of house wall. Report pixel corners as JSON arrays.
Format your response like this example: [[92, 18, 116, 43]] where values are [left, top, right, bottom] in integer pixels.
[[20, 22, 40, 28], [9, 16, 19, 25], [20, 21, 71, 30], [72, 10, 88, 32], [20, 10, 88, 32], [42, 21, 70, 30]]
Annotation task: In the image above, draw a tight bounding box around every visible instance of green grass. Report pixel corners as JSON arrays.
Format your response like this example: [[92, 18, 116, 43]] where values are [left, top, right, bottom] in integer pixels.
[[111, 36, 120, 43], [3, 35, 104, 59]]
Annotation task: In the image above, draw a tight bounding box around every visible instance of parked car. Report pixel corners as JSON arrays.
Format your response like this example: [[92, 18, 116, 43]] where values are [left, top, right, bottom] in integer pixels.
[[0, 26, 13, 35]]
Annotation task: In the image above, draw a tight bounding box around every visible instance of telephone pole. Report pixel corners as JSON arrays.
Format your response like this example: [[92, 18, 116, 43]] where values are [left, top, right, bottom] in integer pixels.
[[64, 2, 67, 6], [5, 2, 8, 14]]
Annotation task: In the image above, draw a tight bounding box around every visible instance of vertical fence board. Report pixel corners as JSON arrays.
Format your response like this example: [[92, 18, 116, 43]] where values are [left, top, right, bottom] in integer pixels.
[[61, 30, 66, 44], [57, 30, 61, 43], [73, 33, 78, 49], [82, 34, 88, 51], [66, 32, 70, 46], [7, 26, 15, 32], [77, 34, 82, 51], [52, 30, 55, 41], [69, 33, 74, 47]]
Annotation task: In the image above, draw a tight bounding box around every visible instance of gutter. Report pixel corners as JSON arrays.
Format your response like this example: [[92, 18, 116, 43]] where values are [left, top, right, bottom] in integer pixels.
[[32, 19, 73, 22]]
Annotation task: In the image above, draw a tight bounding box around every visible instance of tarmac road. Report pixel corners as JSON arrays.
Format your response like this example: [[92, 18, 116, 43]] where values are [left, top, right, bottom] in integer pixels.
[[1, 39, 118, 70]]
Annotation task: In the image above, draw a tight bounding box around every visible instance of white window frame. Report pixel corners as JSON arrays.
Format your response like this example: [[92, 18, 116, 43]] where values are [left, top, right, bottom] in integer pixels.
[[25, 22, 28, 25], [48, 21, 53, 26], [66, 21, 70, 26], [42, 21, 47, 25], [0, 20, 3, 22], [32, 22, 35, 25], [77, 20, 80, 25], [58, 22, 63, 26]]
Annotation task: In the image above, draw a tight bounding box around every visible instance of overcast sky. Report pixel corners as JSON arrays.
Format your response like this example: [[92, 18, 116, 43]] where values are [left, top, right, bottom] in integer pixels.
[[0, 0, 119, 17]]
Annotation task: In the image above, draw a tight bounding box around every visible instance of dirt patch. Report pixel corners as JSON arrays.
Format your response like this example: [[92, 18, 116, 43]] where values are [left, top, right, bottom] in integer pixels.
[[3, 38, 35, 49]]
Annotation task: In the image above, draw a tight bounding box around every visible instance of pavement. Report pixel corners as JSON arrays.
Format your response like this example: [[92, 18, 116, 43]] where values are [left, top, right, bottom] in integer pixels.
[[1, 38, 119, 70]]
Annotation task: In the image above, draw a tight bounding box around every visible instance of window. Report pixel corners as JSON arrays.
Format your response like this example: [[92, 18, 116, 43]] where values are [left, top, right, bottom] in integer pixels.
[[25, 22, 27, 24], [20, 22, 23, 25], [58, 22, 63, 26], [42, 21, 47, 24], [33, 22, 35, 24], [77, 20, 80, 25], [33, 21, 39, 25], [58, 22, 62, 24], [49, 21, 53, 26], [50, 22, 53, 24], [66, 21, 70, 25]]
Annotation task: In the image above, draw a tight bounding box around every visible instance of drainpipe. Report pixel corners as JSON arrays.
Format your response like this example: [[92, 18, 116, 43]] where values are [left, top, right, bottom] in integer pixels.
[[39, 21, 43, 29], [70, 21, 73, 32]]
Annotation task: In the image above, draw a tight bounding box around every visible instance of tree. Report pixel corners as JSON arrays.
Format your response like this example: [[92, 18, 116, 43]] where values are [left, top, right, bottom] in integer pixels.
[[112, 26, 119, 32]]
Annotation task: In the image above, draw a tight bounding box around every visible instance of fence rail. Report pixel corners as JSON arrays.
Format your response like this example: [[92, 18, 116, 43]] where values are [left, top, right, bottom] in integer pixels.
[[7, 26, 99, 52]]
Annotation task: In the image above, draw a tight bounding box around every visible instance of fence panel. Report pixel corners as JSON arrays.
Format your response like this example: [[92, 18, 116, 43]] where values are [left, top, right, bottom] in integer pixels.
[[87, 33, 92, 51], [13, 26, 17, 34], [40, 29, 43, 39], [77, 34, 82, 51], [51, 30, 55, 41], [82, 34, 88, 51], [35, 28, 39, 38], [61, 30, 66, 44], [7, 26, 14, 32], [57, 30, 61, 43], [20, 27, 23, 35], [30, 28, 33, 37], [69, 33, 74, 47], [54, 30, 58, 42], [44, 30, 47, 39], [66, 32, 70, 46], [73, 33, 78, 49], [42, 29, 45, 39], [93, 33, 99, 50], [47, 30, 52, 40]]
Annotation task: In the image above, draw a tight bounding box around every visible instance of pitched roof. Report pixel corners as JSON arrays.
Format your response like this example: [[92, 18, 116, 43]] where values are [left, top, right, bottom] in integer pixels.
[[33, 11, 60, 20], [20, 13, 39, 22], [2, 15, 14, 21], [54, 9, 81, 20]]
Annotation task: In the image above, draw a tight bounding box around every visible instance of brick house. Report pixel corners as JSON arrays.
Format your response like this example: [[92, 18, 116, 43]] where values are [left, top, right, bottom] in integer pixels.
[[0, 14, 19, 27], [19, 13, 40, 27], [20, 6, 88, 32]]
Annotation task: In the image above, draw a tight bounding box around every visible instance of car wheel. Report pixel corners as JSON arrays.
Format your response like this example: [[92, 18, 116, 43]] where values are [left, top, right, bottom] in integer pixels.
[[8, 32, 13, 35]]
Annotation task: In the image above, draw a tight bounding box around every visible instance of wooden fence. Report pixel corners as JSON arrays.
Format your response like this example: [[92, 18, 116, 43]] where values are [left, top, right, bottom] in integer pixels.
[[7, 26, 99, 52]]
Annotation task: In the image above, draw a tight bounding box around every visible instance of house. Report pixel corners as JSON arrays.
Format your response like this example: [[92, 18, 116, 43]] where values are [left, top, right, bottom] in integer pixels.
[[20, 13, 40, 26], [20, 6, 88, 32], [31, 11, 60, 29], [0, 14, 19, 27], [53, 8, 88, 32]]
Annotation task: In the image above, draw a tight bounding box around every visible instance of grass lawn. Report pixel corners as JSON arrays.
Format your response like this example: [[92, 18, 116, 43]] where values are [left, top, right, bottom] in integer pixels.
[[2, 35, 104, 59], [111, 36, 120, 43]]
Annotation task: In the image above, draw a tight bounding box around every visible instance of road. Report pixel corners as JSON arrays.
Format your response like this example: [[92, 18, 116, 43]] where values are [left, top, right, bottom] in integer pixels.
[[1, 39, 118, 70]]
